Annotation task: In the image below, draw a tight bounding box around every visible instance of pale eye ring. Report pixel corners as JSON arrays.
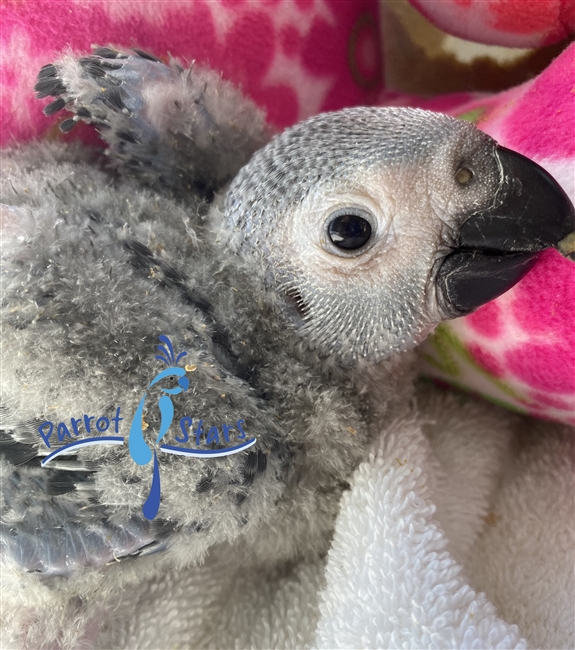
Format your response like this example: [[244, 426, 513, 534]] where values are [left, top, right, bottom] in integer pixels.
[[455, 167, 474, 185]]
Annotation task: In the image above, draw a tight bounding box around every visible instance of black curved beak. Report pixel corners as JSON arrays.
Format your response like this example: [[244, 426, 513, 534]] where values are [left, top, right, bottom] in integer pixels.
[[438, 146, 575, 316]]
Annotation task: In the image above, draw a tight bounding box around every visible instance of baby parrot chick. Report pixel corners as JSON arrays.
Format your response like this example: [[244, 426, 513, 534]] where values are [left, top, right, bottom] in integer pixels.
[[1, 48, 574, 595]]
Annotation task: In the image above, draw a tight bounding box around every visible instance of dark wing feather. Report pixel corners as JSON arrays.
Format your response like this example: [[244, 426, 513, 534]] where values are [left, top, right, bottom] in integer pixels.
[[35, 46, 272, 199], [0, 455, 173, 577]]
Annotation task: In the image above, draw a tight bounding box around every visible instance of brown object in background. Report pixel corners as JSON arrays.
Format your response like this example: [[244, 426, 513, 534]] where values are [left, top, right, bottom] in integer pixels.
[[379, 0, 571, 96]]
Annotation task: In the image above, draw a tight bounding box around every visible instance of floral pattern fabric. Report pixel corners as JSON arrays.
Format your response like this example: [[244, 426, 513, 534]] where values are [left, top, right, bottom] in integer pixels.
[[407, 0, 575, 48], [0, 0, 382, 145], [1, 0, 573, 424], [401, 44, 575, 425]]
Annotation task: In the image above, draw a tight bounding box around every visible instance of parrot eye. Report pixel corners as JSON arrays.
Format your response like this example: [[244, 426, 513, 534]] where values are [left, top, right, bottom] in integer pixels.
[[327, 210, 373, 251], [455, 167, 473, 185]]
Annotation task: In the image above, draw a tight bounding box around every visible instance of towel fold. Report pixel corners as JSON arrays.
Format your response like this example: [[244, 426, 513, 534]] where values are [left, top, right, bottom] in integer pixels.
[[49, 386, 570, 650]]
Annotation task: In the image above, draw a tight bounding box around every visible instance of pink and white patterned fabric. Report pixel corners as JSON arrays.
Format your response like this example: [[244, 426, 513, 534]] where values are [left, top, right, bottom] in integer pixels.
[[407, 43, 575, 425], [1, 0, 573, 424], [0, 0, 382, 145], [407, 0, 575, 48]]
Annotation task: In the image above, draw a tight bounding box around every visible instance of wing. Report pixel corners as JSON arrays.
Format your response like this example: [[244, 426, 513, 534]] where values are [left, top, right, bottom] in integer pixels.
[[0, 145, 291, 578], [0, 453, 169, 577], [35, 46, 272, 199], [1, 132, 370, 581]]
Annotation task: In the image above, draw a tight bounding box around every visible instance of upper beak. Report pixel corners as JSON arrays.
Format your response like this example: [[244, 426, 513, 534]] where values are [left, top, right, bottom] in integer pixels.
[[438, 146, 575, 316]]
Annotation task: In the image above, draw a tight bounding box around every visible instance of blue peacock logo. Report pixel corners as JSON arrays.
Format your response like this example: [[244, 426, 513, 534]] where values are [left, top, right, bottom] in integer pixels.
[[128, 335, 190, 519], [37, 335, 256, 520]]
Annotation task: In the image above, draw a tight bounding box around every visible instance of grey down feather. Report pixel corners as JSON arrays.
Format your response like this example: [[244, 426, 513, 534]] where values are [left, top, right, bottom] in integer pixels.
[[1, 47, 574, 646]]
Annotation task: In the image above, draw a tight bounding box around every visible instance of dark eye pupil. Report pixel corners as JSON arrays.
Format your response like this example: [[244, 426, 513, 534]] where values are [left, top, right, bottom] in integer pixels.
[[328, 214, 372, 250]]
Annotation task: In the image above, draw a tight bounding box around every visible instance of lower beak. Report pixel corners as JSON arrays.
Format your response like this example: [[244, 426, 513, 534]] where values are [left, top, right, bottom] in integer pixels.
[[438, 146, 575, 316]]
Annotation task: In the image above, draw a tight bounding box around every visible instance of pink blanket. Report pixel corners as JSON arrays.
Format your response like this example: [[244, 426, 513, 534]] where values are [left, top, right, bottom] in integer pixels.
[[1, 0, 573, 424]]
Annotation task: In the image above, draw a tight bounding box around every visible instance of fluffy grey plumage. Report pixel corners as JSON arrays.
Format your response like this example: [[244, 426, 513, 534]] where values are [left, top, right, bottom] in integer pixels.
[[1, 47, 574, 636]]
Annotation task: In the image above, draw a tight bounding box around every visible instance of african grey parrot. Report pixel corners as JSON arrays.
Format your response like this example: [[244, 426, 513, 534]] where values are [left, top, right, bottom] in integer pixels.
[[1, 46, 574, 637]]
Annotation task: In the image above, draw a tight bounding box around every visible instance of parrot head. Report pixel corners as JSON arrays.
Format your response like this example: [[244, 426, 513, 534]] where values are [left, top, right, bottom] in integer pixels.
[[224, 107, 575, 363]]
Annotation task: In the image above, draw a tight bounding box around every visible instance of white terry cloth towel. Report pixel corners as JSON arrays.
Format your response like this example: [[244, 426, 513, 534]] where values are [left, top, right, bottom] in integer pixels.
[[4, 387, 573, 649], [90, 385, 572, 650], [315, 387, 574, 650]]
